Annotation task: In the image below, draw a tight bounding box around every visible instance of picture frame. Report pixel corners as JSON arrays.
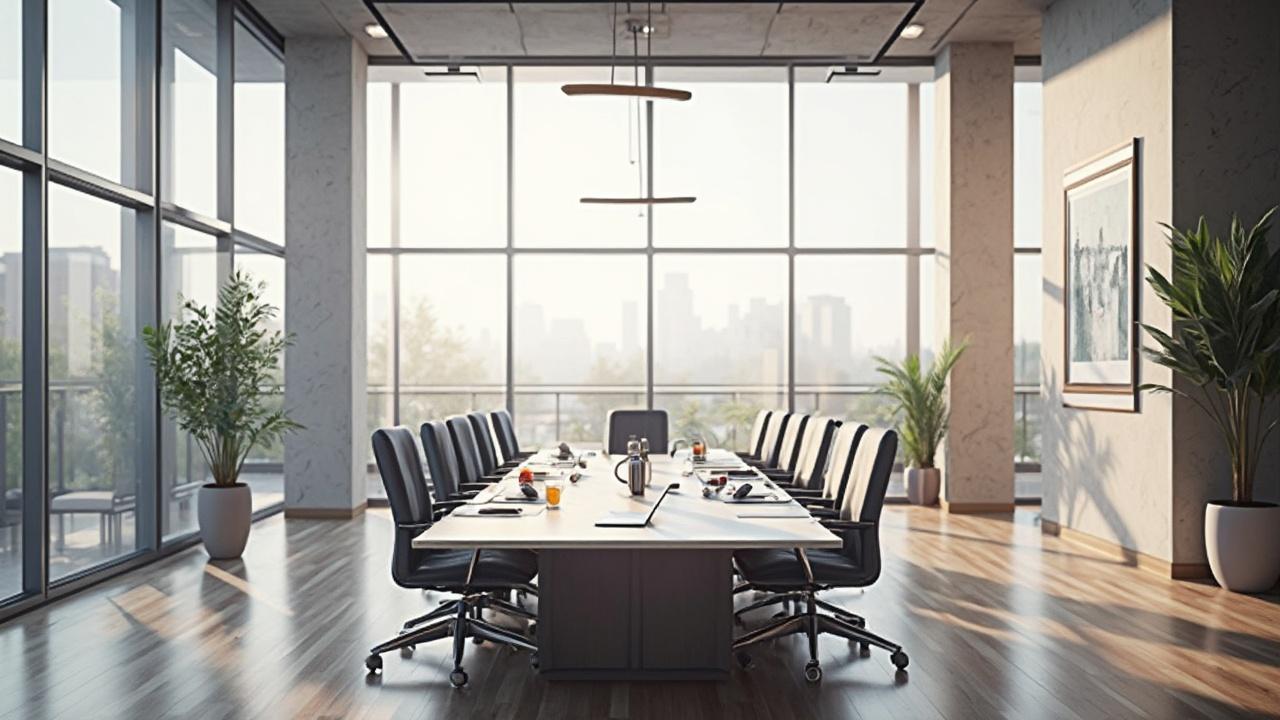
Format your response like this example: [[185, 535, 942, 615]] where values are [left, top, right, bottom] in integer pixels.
[[1062, 139, 1140, 412]]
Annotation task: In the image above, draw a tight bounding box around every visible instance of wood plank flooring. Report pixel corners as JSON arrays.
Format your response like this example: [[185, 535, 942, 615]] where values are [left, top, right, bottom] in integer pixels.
[[1, 506, 1278, 720]]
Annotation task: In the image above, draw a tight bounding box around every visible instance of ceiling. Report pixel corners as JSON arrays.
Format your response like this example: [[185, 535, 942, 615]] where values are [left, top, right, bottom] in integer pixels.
[[249, 0, 1046, 62]]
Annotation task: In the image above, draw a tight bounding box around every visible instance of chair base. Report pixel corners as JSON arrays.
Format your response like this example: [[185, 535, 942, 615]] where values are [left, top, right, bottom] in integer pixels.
[[367, 591, 538, 688], [732, 591, 907, 683]]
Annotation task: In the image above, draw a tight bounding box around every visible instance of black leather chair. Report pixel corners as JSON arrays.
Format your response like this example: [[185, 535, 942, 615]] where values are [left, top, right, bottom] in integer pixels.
[[420, 420, 491, 505], [367, 427, 539, 687], [736, 409, 774, 463], [490, 409, 533, 463], [732, 427, 907, 683], [468, 411, 518, 476], [446, 415, 508, 485], [786, 422, 867, 517], [769, 416, 839, 491], [760, 413, 809, 482], [604, 409, 669, 454]]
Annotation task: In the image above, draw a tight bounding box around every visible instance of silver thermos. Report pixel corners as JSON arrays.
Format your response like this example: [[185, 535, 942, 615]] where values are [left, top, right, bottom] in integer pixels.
[[639, 437, 652, 486], [615, 436, 646, 496]]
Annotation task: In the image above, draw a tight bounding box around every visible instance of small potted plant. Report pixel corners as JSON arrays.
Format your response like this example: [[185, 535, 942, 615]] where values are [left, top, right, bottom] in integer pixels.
[[875, 339, 967, 506], [1142, 208, 1280, 593], [144, 272, 300, 559]]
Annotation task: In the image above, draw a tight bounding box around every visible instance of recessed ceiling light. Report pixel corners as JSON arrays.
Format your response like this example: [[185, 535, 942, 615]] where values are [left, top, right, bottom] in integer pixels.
[[364, 22, 389, 39], [900, 23, 925, 40]]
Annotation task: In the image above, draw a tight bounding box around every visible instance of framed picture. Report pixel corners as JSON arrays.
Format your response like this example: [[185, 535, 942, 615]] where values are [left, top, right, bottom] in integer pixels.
[[1062, 139, 1139, 412]]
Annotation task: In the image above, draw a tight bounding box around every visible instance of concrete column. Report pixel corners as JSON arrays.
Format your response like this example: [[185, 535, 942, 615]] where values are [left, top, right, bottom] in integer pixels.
[[933, 43, 1016, 513], [283, 38, 368, 518]]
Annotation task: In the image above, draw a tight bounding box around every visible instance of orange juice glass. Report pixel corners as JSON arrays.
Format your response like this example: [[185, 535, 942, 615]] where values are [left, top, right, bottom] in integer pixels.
[[545, 478, 564, 508]]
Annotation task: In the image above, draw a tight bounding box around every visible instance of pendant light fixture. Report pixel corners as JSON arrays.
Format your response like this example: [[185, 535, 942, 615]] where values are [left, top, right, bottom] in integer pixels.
[[568, 3, 696, 207]]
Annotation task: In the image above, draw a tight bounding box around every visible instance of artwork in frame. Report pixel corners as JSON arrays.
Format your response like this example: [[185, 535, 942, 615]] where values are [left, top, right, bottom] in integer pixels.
[[1062, 139, 1139, 412]]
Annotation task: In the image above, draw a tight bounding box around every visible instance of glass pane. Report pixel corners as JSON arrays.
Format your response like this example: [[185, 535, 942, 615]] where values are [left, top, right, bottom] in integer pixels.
[[366, 253, 393, 501], [159, 223, 218, 540], [513, 67, 646, 248], [400, 72, 506, 247], [919, 82, 935, 248], [1015, 82, 1043, 248], [232, 245, 285, 512], [49, 0, 139, 184], [234, 21, 284, 240], [920, 254, 936, 364], [1015, 253, 1042, 386], [162, 0, 217, 216], [653, 68, 786, 248], [47, 183, 141, 579], [653, 254, 786, 385], [656, 392, 782, 453], [795, 83, 908, 247], [795, 255, 906, 385], [367, 83, 391, 248], [514, 391, 644, 449], [398, 254, 507, 418], [0, 166, 22, 596], [0, 0, 19, 144]]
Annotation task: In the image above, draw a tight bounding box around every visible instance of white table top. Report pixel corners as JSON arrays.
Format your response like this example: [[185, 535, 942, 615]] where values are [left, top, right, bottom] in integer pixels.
[[412, 449, 842, 550]]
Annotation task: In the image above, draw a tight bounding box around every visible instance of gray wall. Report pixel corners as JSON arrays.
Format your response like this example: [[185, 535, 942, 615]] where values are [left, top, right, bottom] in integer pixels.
[[1042, 0, 1280, 565]]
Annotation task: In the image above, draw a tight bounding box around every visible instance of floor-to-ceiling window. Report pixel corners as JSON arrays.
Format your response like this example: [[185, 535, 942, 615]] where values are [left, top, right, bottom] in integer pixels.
[[0, 0, 285, 617], [1013, 78, 1043, 497]]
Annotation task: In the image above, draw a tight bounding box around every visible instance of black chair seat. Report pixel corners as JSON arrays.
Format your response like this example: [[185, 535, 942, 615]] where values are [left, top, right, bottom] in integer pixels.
[[734, 547, 866, 588], [407, 548, 538, 589]]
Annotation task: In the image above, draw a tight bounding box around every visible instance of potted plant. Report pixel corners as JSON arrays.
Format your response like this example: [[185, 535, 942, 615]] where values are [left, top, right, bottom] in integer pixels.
[[875, 339, 967, 506], [1142, 208, 1280, 592], [143, 272, 300, 559]]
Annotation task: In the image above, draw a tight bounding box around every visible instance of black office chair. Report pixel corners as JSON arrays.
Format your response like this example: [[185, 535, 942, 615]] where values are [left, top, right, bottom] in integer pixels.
[[490, 409, 533, 463], [749, 411, 792, 469], [468, 411, 518, 476], [736, 409, 773, 463], [446, 415, 508, 485], [769, 416, 839, 491], [604, 409, 669, 454], [760, 413, 809, 481], [367, 427, 539, 687], [786, 422, 867, 516], [732, 427, 906, 683], [420, 420, 491, 505]]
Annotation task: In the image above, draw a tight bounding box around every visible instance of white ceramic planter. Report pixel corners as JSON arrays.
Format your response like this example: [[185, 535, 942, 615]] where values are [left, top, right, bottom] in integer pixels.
[[198, 483, 252, 559], [905, 467, 941, 506], [1204, 502, 1280, 593]]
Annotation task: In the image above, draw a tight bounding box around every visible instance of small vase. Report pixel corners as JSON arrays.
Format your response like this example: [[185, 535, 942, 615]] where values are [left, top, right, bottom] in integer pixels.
[[198, 483, 252, 559], [905, 467, 940, 506]]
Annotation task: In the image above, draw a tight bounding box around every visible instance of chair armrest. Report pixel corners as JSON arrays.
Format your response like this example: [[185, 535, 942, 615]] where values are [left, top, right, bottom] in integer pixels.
[[447, 491, 479, 501], [431, 500, 470, 520], [799, 496, 834, 507], [761, 469, 792, 482], [807, 507, 838, 520], [458, 483, 491, 492], [397, 521, 434, 533]]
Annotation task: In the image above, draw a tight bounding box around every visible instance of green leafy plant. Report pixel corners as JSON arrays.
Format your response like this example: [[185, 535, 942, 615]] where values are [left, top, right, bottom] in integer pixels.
[[1141, 208, 1280, 505], [143, 271, 301, 487], [874, 338, 968, 469]]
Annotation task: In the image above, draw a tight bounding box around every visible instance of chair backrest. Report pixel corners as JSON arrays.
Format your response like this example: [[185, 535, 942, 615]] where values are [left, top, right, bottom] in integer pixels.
[[822, 422, 868, 503], [373, 426, 435, 525], [490, 409, 520, 460], [835, 427, 898, 581], [468, 411, 501, 475], [793, 416, 839, 488], [762, 412, 792, 468], [747, 409, 772, 457], [419, 420, 463, 499], [604, 409, 669, 454], [445, 415, 486, 484], [372, 426, 433, 583], [775, 414, 810, 473]]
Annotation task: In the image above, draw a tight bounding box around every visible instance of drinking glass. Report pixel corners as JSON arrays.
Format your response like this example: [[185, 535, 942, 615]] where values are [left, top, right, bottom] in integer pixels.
[[546, 477, 564, 508]]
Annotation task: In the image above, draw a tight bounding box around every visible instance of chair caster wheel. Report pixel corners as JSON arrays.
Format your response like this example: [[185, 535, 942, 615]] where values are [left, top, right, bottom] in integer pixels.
[[736, 652, 753, 670], [803, 661, 822, 683], [530, 652, 540, 670], [891, 650, 909, 670], [400, 645, 415, 658], [860, 642, 871, 657], [365, 654, 383, 673], [449, 669, 469, 688]]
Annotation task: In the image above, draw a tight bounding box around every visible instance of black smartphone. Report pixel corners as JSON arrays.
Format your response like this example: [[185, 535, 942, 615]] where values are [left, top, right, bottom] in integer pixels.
[[478, 507, 522, 515]]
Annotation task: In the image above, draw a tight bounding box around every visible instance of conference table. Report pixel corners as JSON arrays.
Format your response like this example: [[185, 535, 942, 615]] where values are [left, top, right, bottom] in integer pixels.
[[413, 447, 841, 680]]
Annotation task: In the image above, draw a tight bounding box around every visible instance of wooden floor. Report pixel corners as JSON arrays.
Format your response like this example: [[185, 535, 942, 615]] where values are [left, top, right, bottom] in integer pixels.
[[2, 506, 1278, 720]]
